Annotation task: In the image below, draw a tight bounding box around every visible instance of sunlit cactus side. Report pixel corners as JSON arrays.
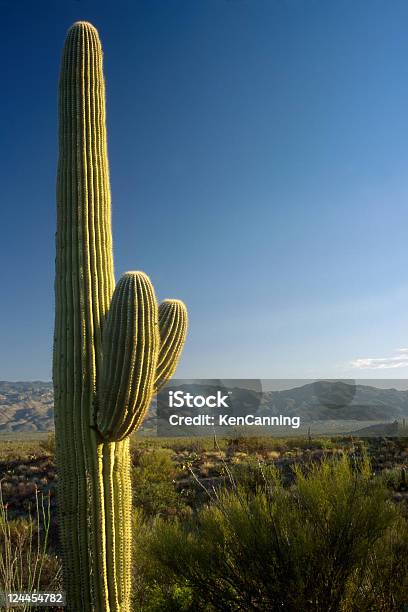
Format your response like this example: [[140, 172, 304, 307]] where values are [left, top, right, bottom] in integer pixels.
[[53, 21, 188, 611], [97, 272, 160, 441], [156, 300, 188, 392]]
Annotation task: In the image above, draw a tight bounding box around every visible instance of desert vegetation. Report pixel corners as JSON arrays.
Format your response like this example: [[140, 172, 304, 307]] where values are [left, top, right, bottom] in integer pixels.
[[0, 433, 407, 610]]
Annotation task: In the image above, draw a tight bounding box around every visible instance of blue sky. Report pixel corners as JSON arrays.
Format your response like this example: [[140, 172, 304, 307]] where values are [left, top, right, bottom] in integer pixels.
[[1, 0, 408, 381]]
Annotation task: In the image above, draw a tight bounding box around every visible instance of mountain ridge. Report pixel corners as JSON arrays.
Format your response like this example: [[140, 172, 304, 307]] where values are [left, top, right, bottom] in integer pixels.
[[1, 380, 407, 433]]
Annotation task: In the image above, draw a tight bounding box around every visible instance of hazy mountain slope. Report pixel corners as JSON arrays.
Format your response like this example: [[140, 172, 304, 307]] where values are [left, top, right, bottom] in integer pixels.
[[260, 381, 408, 421], [0, 380, 407, 433], [0, 381, 53, 432]]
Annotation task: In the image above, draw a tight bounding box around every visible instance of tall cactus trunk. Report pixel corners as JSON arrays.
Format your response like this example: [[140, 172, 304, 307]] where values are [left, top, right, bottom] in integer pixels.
[[53, 22, 188, 611], [54, 21, 126, 610]]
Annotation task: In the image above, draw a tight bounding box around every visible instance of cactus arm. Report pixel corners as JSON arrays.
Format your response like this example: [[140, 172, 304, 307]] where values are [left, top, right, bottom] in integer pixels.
[[98, 271, 160, 441], [156, 299, 188, 392]]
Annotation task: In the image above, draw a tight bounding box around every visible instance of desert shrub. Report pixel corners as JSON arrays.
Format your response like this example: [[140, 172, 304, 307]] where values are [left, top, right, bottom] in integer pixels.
[[227, 456, 276, 492], [135, 455, 408, 611], [132, 450, 184, 518], [226, 435, 274, 454], [133, 436, 228, 454], [226, 435, 335, 455], [0, 440, 44, 463], [381, 466, 408, 492], [132, 507, 193, 611], [38, 433, 55, 455], [285, 436, 334, 450], [341, 516, 408, 611]]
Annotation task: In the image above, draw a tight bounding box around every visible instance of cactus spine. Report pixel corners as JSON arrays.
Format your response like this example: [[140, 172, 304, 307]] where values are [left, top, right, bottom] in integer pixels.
[[53, 22, 188, 611]]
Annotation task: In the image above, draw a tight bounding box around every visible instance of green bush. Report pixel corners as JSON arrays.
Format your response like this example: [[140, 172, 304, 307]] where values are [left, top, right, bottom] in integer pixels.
[[381, 466, 408, 492], [134, 455, 408, 611], [132, 508, 193, 611], [132, 450, 184, 518]]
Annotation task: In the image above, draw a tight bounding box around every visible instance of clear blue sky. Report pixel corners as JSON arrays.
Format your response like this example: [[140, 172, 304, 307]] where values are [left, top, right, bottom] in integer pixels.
[[1, 0, 408, 381]]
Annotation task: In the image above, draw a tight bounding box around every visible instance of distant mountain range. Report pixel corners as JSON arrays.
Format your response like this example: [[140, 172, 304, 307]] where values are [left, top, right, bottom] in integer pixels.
[[0, 380, 407, 433], [261, 381, 408, 422], [0, 381, 54, 432]]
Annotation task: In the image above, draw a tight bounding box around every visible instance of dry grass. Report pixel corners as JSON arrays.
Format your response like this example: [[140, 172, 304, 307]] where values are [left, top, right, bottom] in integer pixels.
[[0, 484, 62, 611]]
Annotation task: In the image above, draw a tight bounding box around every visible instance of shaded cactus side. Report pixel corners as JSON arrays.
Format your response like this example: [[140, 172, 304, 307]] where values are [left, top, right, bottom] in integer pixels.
[[53, 21, 187, 611]]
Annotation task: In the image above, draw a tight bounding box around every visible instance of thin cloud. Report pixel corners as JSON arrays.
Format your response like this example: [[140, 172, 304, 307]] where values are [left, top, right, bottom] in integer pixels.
[[351, 348, 408, 370]]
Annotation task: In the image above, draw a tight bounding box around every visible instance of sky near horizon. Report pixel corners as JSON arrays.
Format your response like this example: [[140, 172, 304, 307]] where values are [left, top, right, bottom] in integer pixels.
[[1, 0, 408, 381]]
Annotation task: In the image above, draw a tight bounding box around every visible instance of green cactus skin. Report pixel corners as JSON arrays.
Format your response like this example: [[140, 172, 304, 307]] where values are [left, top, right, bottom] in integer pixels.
[[53, 22, 188, 611], [98, 272, 160, 441], [156, 300, 188, 392]]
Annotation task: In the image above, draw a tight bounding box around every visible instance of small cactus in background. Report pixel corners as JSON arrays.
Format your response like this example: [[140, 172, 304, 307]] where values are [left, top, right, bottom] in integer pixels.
[[53, 21, 187, 611]]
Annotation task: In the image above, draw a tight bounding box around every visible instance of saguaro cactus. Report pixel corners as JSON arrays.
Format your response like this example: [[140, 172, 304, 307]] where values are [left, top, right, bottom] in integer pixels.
[[53, 21, 188, 611]]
